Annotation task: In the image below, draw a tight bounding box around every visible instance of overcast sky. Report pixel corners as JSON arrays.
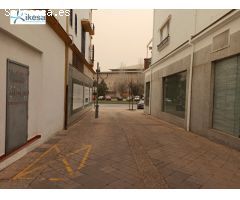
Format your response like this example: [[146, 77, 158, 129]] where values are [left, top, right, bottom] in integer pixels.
[[92, 9, 153, 72]]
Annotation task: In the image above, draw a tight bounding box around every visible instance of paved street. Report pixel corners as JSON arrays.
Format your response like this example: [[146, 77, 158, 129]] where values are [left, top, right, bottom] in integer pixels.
[[99, 103, 137, 109], [0, 105, 240, 188]]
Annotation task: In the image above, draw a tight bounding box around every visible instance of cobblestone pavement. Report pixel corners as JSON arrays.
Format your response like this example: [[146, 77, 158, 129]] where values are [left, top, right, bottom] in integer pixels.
[[1, 107, 240, 188]]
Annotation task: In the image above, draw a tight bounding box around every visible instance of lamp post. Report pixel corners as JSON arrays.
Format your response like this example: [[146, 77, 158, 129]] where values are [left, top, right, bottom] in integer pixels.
[[95, 62, 100, 118]]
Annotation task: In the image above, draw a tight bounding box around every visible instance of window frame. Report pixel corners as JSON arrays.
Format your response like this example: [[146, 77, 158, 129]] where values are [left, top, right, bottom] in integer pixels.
[[162, 70, 187, 119], [157, 15, 171, 51], [75, 14, 78, 35], [69, 9, 73, 27]]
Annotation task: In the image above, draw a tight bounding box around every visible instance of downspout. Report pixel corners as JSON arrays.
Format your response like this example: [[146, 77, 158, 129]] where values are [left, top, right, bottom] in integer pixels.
[[186, 10, 196, 132], [186, 39, 194, 131], [149, 67, 152, 115], [64, 14, 69, 130]]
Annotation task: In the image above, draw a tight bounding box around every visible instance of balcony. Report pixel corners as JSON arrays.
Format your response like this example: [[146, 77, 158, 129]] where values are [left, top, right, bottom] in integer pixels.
[[81, 19, 95, 35], [157, 35, 170, 51]]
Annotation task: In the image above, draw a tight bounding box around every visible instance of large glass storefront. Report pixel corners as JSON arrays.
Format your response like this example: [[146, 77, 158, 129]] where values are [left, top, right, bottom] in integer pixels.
[[213, 55, 240, 137], [163, 71, 187, 118]]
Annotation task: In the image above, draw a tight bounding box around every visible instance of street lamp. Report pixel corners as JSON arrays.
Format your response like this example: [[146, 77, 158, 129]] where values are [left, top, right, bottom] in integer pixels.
[[95, 62, 100, 118]]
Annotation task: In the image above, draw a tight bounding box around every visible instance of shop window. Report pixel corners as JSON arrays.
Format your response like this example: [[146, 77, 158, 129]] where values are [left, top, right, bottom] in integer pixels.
[[145, 82, 150, 106], [163, 71, 187, 118], [72, 82, 84, 112], [84, 86, 90, 105], [213, 55, 240, 137]]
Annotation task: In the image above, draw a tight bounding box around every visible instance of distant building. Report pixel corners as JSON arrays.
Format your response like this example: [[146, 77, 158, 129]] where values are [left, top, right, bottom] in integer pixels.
[[0, 9, 95, 170], [144, 9, 240, 150], [97, 64, 144, 97]]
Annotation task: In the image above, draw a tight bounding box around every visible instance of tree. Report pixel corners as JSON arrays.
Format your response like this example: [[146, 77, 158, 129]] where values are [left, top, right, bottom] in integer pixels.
[[131, 82, 144, 96], [117, 82, 127, 97], [97, 79, 108, 97]]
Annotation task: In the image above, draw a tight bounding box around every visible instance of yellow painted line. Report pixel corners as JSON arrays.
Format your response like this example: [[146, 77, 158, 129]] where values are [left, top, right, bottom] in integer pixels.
[[54, 145, 73, 176], [62, 158, 73, 176], [54, 145, 61, 154], [14, 165, 45, 178], [78, 145, 92, 171], [65, 146, 89, 157], [12, 144, 92, 181], [12, 145, 58, 180], [48, 178, 64, 182]]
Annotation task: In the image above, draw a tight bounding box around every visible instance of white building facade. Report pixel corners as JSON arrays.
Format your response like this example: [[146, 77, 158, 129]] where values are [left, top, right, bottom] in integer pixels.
[[145, 9, 240, 150], [0, 9, 95, 170]]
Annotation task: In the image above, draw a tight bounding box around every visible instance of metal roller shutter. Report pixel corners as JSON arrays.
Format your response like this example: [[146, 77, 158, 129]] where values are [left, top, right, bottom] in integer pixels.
[[213, 55, 240, 137]]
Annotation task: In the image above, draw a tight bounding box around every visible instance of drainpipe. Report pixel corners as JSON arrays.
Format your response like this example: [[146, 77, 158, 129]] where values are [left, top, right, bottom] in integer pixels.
[[149, 67, 152, 115], [186, 10, 196, 132], [186, 39, 194, 132]]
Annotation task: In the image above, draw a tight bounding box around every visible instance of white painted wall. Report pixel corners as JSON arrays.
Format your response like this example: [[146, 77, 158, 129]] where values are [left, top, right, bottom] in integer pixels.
[[152, 9, 195, 64], [152, 9, 232, 64], [195, 10, 231, 33], [0, 10, 65, 157], [0, 29, 42, 156]]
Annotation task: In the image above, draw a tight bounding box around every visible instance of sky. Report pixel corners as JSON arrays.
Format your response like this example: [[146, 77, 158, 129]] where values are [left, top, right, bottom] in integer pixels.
[[92, 9, 153, 72]]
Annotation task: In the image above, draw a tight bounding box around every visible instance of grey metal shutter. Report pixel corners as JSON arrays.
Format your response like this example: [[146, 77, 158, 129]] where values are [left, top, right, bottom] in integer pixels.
[[213, 55, 240, 137]]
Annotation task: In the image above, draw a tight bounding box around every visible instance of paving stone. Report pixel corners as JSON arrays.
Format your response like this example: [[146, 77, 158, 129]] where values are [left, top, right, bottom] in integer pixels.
[[165, 170, 191, 186], [1, 108, 240, 188]]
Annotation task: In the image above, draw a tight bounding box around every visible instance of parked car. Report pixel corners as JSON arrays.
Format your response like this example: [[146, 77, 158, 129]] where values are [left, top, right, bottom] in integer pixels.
[[137, 100, 144, 109], [105, 95, 111, 101], [98, 96, 105, 100], [117, 96, 123, 101], [134, 96, 140, 101]]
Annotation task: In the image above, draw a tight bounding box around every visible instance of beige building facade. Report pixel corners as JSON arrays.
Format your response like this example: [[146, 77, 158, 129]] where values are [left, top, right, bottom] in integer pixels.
[[145, 9, 240, 150]]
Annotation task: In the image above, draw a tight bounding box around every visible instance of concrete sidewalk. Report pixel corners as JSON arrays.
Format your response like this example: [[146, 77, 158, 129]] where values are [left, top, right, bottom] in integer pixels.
[[0, 108, 240, 188]]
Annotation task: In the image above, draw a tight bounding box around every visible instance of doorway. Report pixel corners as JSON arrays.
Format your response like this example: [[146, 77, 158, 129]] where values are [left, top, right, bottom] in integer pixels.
[[5, 60, 29, 154]]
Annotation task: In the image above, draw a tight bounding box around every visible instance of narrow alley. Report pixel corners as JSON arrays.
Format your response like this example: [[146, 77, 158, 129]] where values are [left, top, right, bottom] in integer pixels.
[[1, 106, 240, 189]]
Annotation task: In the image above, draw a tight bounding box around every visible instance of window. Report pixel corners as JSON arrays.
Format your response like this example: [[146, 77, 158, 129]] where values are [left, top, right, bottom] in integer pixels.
[[213, 55, 240, 137], [160, 23, 169, 42], [90, 45, 95, 63], [75, 14, 77, 35], [81, 26, 86, 56], [145, 82, 150, 106], [158, 15, 171, 51], [84, 86, 90, 105], [72, 52, 83, 73], [163, 71, 187, 118], [69, 9, 73, 27], [72, 83, 84, 111]]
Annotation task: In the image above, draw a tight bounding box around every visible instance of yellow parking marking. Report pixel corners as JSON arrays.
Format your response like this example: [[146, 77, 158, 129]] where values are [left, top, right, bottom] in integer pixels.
[[12, 145, 57, 180], [78, 145, 92, 171], [48, 178, 64, 182], [65, 146, 89, 156], [12, 144, 92, 181], [14, 165, 45, 178], [62, 158, 73, 176]]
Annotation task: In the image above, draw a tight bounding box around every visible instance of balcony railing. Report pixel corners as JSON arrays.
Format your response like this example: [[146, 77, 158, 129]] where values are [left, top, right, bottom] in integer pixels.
[[157, 35, 170, 51], [89, 45, 95, 65]]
